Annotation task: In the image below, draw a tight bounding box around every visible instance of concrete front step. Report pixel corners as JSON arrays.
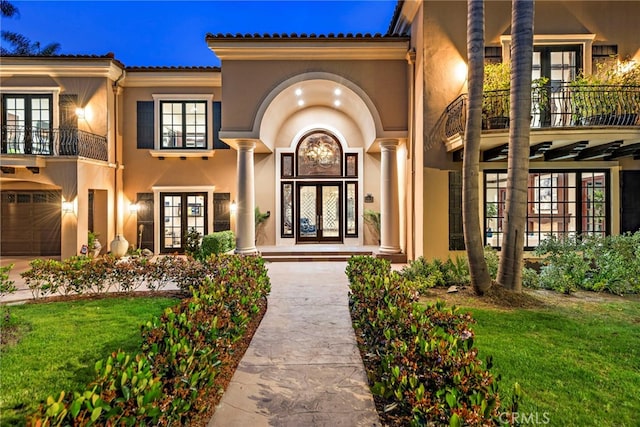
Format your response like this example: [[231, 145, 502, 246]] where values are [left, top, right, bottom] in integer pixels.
[[261, 250, 373, 262]]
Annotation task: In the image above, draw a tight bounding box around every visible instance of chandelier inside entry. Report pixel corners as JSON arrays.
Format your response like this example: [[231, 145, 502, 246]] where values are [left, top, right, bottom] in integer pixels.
[[297, 132, 341, 176]]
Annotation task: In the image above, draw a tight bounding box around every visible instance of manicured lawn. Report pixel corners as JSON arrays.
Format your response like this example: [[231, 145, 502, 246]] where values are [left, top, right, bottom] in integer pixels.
[[0, 296, 179, 426], [465, 296, 640, 426]]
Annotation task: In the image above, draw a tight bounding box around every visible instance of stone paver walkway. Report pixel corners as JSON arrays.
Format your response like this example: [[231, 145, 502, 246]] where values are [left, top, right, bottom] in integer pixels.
[[208, 262, 380, 427]]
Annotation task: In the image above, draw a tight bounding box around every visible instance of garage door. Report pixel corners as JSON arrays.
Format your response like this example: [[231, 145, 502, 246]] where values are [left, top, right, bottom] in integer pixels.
[[1, 191, 61, 256]]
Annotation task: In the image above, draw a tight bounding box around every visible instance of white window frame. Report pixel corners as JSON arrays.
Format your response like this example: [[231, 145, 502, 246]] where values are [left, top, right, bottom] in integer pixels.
[[150, 94, 214, 158], [500, 34, 596, 76]]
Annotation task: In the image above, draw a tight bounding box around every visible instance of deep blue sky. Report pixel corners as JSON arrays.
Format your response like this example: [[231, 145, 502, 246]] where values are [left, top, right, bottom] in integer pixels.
[[1, 1, 398, 66]]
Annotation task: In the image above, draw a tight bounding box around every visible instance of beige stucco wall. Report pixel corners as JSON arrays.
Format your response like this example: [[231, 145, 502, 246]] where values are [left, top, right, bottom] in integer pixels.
[[221, 60, 408, 134], [417, 0, 640, 259], [422, 0, 640, 170], [0, 159, 114, 259], [121, 85, 240, 248]]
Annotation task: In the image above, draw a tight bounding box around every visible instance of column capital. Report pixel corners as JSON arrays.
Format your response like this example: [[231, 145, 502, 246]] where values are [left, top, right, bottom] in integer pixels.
[[379, 139, 400, 151], [236, 140, 257, 150]]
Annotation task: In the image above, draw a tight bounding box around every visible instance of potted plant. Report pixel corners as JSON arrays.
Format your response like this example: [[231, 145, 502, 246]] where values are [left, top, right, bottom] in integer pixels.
[[255, 207, 270, 244], [482, 62, 550, 129], [483, 62, 511, 129], [88, 230, 102, 258], [571, 58, 640, 126], [363, 209, 380, 244]]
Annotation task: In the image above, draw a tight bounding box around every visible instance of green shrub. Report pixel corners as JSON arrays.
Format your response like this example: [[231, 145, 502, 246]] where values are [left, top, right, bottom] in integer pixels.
[[484, 246, 500, 280], [30, 255, 271, 426], [399, 257, 445, 293], [0, 264, 16, 298], [535, 232, 640, 295], [347, 256, 511, 425], [521, 267, 540, 289], [183, 227, 202, 257], [201, 231, 236, 257]]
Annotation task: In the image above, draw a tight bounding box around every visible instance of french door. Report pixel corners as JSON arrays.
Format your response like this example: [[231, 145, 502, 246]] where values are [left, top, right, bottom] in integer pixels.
[[296, 183, 342, 242], [160, 192, 207, 253]]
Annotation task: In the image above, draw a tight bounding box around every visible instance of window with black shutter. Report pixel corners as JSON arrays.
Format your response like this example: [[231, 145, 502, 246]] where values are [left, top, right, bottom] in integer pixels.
[[213, 101, 229, 149], [136, 101, 154, 149]]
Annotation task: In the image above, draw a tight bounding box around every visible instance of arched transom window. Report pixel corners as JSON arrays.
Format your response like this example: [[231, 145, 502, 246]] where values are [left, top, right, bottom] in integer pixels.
[[296, 132, 342, 176]]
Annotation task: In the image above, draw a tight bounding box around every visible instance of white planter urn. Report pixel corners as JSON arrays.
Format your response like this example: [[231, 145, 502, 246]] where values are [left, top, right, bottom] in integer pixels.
[[110, 235, 129, 258]]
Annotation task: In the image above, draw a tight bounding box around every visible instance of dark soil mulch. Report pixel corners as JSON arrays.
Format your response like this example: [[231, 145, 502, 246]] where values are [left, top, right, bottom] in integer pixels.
[[189, 297, 267, 425]]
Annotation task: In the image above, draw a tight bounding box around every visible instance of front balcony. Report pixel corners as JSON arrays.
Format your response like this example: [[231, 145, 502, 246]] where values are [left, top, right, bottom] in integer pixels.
[[1, 125, 108, 163], [444, 84, 640, 162]]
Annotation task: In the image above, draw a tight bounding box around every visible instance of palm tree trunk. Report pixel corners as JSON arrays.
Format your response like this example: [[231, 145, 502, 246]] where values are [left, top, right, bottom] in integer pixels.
[[464, 0, 492, 295], [497, 0, 534, 291]]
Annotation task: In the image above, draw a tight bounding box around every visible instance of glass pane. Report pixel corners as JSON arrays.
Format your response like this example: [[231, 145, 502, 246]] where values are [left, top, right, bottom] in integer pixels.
[[282, 183, 293, 236], [297, 132, 341, 176], [346, 183, 357, 235], [299, 186, 317, 237], [187, 195, 206, 238], [322, 186, 340, 238], [163, 195, 182, 249]]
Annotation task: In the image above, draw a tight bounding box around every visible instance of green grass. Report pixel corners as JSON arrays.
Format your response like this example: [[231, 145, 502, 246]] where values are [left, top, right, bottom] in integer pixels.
[[467, 299, 640, 427], [0, 296, 179, 426]]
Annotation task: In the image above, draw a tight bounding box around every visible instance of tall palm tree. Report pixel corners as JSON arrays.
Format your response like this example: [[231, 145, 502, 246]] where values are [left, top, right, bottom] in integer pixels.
[[497, 0, 534, 291], [464, 0, 492, 295], [1, 31, 61, 55], [0, 0, 18, 17], [0, 0, 61, 56]]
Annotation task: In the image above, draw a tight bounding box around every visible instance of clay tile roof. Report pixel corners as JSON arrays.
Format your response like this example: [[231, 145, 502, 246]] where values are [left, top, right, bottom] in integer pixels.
[[0, 53, 127, 68], [125, 65, 221, 72], [387, 0, 405, 35], [205, 32, 405, 40]]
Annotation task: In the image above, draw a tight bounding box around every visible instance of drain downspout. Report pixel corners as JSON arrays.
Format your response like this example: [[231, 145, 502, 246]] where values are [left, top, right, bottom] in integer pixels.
[[111, 68, 126, 245], [406, 48, 416, 260]]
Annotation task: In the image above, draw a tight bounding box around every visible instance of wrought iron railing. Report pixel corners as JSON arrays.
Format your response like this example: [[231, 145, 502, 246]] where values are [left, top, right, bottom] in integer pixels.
[[1, 126, 108, 162], [444, 84, 640, 138]]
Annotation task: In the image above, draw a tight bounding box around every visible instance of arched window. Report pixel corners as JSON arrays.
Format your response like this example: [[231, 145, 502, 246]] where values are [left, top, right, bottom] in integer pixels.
[[296, 132, 342, 177]]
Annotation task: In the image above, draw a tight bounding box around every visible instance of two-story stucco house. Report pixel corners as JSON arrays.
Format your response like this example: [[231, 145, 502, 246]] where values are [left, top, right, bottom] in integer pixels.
[[1, 1, 638, 261]]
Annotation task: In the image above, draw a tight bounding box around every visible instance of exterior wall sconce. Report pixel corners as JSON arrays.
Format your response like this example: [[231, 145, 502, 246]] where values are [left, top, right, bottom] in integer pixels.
[[230, 200, 237, 214], [75, 107, 86, 120], [129, 203, 139, 214], [62, 200, 75, 214]]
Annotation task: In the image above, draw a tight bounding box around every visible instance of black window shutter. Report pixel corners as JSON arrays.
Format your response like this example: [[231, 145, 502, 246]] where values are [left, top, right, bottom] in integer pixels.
[[137, 101, 154, 149], [213, 101, 229, 149]]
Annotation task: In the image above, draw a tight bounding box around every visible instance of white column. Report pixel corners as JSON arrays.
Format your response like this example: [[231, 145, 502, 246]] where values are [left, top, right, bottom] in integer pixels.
[[235, 140, 257, 254], [379, 139, 401, 254]]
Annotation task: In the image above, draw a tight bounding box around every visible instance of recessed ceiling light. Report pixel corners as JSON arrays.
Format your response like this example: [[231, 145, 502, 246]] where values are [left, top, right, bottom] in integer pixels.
[[334, 88, 342, 96], [334, 100, 341, 107], [298, 99, 305, 106], [295, 88, 303, 96]]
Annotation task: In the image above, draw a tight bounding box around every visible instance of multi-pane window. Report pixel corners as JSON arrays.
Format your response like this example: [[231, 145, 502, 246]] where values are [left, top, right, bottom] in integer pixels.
[[160, 101, 207, 149], [160, 193, 207, 253], [532, 45, 581, 127], [2, 94, 52, 154], [484, 170, 608, 249]]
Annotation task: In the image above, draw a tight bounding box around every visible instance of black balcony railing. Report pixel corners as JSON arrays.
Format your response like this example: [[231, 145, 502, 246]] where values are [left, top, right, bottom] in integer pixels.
[[1, 126, 108, 162], [444, 84, 640, 139]]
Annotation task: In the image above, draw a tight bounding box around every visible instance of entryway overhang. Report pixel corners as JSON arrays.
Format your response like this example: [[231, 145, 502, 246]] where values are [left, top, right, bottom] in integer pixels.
[[220, 73, 408, 153]]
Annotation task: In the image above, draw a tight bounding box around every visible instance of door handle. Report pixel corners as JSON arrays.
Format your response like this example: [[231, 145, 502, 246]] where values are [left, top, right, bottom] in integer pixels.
[[319, 215, 323, 231]]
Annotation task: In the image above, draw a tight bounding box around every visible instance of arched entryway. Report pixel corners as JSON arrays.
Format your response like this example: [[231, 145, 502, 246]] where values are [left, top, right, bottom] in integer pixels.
[[278, 130, 361, 245]]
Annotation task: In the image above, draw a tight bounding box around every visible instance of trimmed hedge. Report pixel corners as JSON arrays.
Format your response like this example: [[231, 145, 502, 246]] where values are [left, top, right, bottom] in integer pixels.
[[347, 256, 516, 426], [29, 255, 270, 426], [201, 230, 236, 257]]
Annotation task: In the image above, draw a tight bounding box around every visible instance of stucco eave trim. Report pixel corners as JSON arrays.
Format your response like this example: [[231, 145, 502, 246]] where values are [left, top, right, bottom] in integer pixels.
[[0, 61, 124, 80], [208, 42, 411, 61], [123, 72, 221, 87]]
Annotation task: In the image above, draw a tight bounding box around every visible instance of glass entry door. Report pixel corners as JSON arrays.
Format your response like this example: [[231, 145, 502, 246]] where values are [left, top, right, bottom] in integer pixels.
[[160, 193, 206, 253], [297, 183, 342, 242]]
